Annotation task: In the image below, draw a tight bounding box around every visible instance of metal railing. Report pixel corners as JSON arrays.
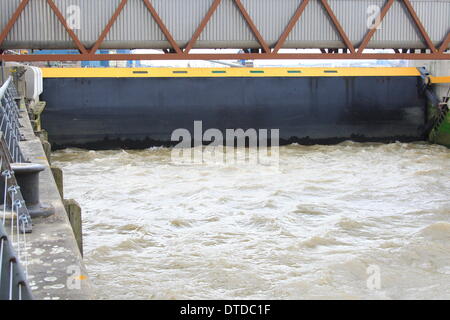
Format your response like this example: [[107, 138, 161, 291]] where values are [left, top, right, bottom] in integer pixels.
[[0, 223, 32, 300], [0, 77, 25, 163], [0, 77, 33, 300]]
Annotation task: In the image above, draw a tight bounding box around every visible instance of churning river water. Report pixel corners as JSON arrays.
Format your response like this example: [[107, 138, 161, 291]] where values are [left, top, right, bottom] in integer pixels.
[[52, 142, 450, 300]]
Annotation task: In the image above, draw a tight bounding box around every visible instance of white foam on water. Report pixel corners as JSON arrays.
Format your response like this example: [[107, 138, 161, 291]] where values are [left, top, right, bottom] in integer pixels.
[[52, 142, 450, 299]]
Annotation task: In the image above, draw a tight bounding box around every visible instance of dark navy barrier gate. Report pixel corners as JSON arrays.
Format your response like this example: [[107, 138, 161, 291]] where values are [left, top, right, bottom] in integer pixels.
[[40, 68, 427, 149]]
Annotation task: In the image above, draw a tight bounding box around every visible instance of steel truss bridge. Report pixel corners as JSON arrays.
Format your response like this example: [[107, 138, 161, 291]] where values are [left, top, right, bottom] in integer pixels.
[[0, 0, 449, 62]]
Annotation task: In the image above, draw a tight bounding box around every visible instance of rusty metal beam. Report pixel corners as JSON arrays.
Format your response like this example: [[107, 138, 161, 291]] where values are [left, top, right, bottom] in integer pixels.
[[184, 0, 222, 53], [357, 0, 395, 54], [1, 0, 448, 61], [1, 52, 448, 62], [46, 0, 88, 54], [273, 0, 310, 54], [439, 33, 450, 53], [233, 0, 270, 53], [402, 0, 437, 52], [142, 0, 182, 54], [319, 0, 355, 53], [0, 0, 30, 48], [89, 0, 129, 54]]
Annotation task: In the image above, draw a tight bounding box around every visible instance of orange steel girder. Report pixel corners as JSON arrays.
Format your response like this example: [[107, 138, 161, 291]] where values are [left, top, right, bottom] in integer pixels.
[[0, 0, 449, 62]]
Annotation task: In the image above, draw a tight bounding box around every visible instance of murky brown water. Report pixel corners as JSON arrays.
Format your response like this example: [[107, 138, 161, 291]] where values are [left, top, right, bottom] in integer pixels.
[[52, 142, 450, 300]]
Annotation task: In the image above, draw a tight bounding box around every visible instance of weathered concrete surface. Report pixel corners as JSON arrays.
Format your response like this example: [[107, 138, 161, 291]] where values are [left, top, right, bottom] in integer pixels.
[[63, 199, 83, 257], [50, 166, 64, 199], [17, 101, 93, 300]]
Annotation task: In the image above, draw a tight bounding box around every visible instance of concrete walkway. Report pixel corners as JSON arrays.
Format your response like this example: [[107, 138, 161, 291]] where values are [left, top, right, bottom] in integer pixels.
[[17, 100, 93, 300]]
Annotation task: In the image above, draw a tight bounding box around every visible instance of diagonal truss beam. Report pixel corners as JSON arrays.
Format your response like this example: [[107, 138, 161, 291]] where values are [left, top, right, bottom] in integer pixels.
[[402, 0, 437, 52], [0, 0, 448, 61], [440, 33, 450, 53], [273, 0, 310, 53], [233, 0, 270, 53], [184, 0, 222, 53], [0, 0, 30, 48], [319, 0, 355, 53], [357, 0, 395, 54], [91, 0, 183, 54], [142, 0, 182, 54], [46, 0, 88, 54], [89, 0, 129, 54]]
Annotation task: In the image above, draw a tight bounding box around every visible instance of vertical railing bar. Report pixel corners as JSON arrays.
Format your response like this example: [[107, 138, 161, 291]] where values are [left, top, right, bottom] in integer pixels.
[[15, 201, 20, 260], [2, 173, 9, 225], [10, 189, 15, 244], [21, 219, 28, 277], [8, 260, 13, 300], [12, 140, 15, 163], [0, 238, 3, 287]]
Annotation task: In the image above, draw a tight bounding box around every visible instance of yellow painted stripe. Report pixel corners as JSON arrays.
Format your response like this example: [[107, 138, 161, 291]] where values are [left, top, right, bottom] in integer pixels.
[[41, 67, 421, 78], [429, 76, 450, 84]]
